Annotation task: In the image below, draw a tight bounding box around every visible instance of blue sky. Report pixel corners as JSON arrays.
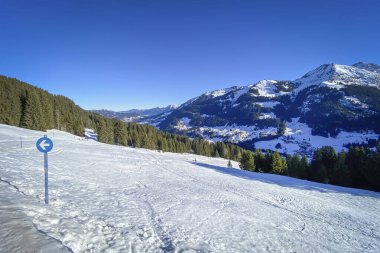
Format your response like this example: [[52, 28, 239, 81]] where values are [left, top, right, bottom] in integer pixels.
[[1, 0, 380, 110]]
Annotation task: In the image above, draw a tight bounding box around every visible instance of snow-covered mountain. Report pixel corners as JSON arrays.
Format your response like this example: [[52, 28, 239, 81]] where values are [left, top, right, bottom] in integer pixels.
[[352, 62, 380, 74], [1, 124, 379, 252], [154, 63, 380, 156], [92, 105, 177, 122]]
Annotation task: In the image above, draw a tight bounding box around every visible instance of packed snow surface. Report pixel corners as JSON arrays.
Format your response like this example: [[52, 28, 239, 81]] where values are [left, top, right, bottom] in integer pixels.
[[1, 124, 380, 253]]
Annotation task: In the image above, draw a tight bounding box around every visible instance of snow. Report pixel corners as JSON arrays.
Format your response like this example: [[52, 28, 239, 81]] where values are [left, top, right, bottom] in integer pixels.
[[196, 124, 258, 143], [332, 64, 380, 87], [187, 117, 378, 155], [250, 80, 279, 98], [255, 101, 280, 108], [206, 89, 229, 98], [202, 86, 251, 106], [340, 96, 369, 109], [0, 183, 71, 252], [353, 62, 380, 74], [230, 86, 250, 104], [174, 117, 191, 131], [294, 64, 380, 94], [294, 64, 334, 94], [258, 112, 276, 120], [255, 118, 379, 155], [1, 124, 380, 252], [123, 115, 143, 122]]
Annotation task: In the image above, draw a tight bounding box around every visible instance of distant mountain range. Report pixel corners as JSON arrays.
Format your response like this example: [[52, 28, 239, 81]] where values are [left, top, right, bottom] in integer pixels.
[[94, 62, 380, 156], [92, 105, 177, 122]]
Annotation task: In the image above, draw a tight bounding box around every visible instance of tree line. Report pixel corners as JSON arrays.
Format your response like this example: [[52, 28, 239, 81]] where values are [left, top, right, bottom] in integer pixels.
[[0, 75, 248, 161], [239, 145, 380, 192]]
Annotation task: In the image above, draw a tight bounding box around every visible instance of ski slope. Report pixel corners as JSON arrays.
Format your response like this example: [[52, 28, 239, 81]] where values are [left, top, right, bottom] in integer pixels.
[[0, 124, 380, 253]]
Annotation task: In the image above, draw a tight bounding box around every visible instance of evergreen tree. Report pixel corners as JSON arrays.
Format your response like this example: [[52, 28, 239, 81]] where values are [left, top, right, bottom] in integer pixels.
[[311, 146, 337, 183], [254, 149, 266, 172], [276, 119, 286, 136], [316, 164, 328, 183], [298, 156, 309, 179], [272, 152, 286, 175], [39, 91, 54, 130], [263, 152, 274, 173], [114, 120, 127, 145], [287, 154, 301, 178], [20, 90, 42, 130], [0, 78, 22, 126], [330, 152, 351, 187], [239, 151, 255, 171]]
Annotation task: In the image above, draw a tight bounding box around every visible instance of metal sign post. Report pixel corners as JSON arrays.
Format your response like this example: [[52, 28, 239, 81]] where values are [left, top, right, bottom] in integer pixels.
[[36, 135, 53, 204]]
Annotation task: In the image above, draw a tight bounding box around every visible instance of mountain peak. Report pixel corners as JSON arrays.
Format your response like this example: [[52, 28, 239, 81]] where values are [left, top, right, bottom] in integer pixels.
[[293, 63, 380, 92], [352, 62, 380, 74], [293, 63, 335, 92]]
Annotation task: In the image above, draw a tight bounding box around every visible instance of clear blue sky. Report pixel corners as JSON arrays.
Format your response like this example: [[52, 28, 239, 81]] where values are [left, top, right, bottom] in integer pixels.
[[1, 0, 379, 110]]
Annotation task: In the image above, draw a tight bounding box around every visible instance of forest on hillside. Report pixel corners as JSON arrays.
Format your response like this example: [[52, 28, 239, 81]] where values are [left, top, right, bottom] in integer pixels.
[[239, 146, 380, 192], [0, 75, 247, 161]]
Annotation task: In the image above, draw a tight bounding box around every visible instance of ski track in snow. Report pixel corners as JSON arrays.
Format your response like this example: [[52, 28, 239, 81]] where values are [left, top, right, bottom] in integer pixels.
[[0, 124, 380, 252]]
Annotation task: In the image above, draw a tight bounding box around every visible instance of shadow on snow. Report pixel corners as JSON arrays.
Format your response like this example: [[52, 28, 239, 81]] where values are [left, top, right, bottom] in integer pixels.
[[191, 162, 380, 199]]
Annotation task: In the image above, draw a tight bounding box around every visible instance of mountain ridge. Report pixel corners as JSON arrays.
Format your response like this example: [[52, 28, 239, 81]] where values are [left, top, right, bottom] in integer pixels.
[[92, 105, 177, 122], [96, 62, 380, 157]]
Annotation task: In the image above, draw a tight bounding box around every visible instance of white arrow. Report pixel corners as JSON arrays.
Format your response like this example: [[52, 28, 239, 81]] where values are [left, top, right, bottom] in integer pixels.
[[39, 140, 50, 150]]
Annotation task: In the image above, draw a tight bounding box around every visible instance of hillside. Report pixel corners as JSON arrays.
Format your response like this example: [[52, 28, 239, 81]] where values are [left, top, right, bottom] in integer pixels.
[[128, 63, 380, 157], [0, 75, 249, 161], [1, 124, 380, 252]]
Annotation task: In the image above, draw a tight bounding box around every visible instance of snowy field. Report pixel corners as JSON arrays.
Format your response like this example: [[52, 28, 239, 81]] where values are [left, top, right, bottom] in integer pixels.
[[0, 124, 380, 253]]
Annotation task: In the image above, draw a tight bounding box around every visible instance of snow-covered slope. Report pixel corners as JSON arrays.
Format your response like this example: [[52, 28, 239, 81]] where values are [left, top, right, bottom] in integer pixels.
[[1, 124, 380, 252], [294, 63, 380, 92], [353, 62, 380, 74], [155, 63, 380, 156]]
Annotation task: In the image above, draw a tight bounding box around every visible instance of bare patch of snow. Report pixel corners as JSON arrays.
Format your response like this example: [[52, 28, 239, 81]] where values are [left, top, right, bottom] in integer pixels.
[[174, 117, 191, 131], [258, 112, 276, 120], [256, 101, 280, 108]]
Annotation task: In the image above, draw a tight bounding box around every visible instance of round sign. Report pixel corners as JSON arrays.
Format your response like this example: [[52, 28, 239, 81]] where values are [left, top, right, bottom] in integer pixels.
[[36, 137, 53, 153]]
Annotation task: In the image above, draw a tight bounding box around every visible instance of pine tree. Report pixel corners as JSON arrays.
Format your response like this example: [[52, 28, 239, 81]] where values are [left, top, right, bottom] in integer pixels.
[[311, 146, 337, 183], [254, 149, 266, 172], [227, 160, 233, 168], [298, 156, 309, 179], [0, 78, 22, 126], [276, 119, 286, 135], [287, 154, 301, 178], [263, 152, 273, 173], [239, 151, 255, 171], [330, 152, 351, 187], [272, 152, 286, 175], [113, 120, 127, 145], [21, 90, 42, 130], [95, 117, 108, 143], [39, 91, 54, 130]]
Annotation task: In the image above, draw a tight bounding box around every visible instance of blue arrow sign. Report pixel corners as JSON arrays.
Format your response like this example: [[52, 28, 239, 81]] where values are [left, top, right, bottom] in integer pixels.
[[36, 136, 53, 153], [36, 135, 53, 204]]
